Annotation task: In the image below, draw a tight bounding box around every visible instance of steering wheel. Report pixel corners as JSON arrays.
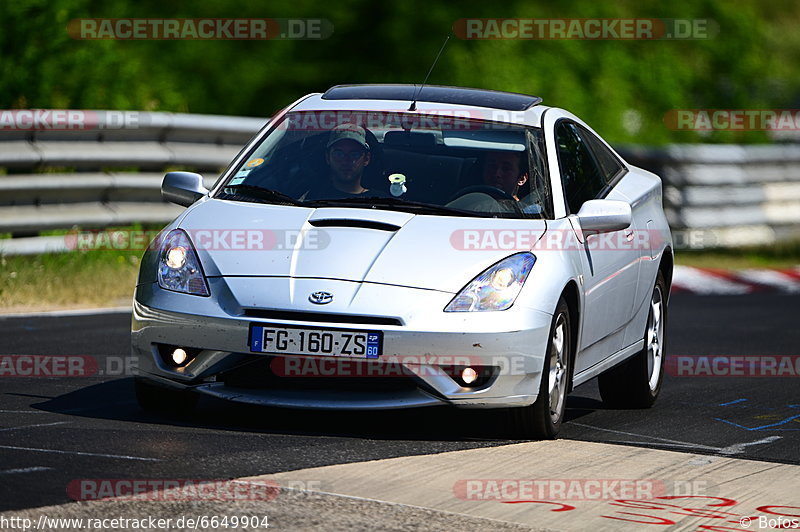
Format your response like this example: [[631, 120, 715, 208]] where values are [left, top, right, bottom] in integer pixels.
[[447, 185, 516, 203]]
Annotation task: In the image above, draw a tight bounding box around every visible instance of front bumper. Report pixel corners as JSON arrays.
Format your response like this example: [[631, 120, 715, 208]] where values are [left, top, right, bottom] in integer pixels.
[[132, 277, 553, 410]]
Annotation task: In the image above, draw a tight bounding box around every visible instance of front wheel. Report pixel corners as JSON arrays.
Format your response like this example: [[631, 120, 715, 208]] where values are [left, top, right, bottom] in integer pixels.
[[598, 271, 667, 408], [506, 297, 572, 439]]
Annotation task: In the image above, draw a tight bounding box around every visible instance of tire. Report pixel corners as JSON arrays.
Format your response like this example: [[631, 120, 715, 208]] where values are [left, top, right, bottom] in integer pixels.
[[134, 377, 198, 414], [507, 297, 572, 439], [598, 271, 667, 409]]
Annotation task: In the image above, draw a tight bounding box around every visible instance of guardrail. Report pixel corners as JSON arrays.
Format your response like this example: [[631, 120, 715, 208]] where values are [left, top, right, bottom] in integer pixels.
[[620, 144, 800, 248], [1, 111, 798, 254], [0, 111, 267, 254]]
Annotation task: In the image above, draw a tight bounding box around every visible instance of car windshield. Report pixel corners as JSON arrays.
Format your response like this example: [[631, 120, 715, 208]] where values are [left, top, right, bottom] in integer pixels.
[[216, 110, 552, 219]]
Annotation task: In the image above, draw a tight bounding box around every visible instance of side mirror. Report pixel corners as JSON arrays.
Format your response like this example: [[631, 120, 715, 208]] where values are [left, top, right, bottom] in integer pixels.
[[576, 199, 632, 233], [162, 172, 209, 207]]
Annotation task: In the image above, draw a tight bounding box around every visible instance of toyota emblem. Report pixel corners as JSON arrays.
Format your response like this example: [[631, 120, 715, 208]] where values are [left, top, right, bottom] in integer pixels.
[[309, 291, 333, 305]]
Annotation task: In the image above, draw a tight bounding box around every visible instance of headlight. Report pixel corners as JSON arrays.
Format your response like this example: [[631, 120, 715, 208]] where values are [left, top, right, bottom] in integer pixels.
[[445, 253, 535, 312], [157, 229, 209, 296]]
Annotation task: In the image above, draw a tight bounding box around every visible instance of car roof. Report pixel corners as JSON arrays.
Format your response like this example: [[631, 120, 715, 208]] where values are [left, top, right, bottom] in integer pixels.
[[323, 84, 543, 111], [290, 85, 549, 128]]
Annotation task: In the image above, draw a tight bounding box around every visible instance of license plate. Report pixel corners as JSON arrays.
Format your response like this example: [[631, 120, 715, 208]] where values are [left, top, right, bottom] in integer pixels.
[[249, 324, 382, 358]]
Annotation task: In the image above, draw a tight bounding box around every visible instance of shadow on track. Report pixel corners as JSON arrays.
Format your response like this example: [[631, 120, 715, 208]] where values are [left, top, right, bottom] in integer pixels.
[[30, 377, 603, 442]]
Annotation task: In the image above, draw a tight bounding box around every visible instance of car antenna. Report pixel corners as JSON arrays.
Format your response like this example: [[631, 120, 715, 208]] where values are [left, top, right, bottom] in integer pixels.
[[408, 34, 451, 111]]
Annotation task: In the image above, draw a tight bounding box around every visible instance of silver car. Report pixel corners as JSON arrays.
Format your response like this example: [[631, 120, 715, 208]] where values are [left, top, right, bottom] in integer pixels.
[[132, 84, 673, 439]]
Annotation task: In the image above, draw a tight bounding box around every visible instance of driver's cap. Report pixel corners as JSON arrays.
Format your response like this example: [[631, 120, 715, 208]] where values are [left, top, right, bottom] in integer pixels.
[[327, 123, 370, 150]]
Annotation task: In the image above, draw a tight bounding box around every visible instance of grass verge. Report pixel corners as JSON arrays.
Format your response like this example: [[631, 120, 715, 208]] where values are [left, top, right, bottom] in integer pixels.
[[675, 240, 800, 269], [0, 250, 140, 313]]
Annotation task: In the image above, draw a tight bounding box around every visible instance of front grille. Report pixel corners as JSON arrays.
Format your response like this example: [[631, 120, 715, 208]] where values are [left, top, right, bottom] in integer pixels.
[[220, 356, 420, 393], [243, 309, 402, 326]]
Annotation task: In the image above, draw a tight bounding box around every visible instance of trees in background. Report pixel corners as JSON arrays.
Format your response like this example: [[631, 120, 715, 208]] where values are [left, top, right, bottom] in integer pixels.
[[1, 0, 798, 144]]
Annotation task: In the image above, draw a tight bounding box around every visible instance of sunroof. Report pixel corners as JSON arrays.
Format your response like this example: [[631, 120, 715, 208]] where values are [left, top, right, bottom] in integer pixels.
[[322, 84, 542, 111]]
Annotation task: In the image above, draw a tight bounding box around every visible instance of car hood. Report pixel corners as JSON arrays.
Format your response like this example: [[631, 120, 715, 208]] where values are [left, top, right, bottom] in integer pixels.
[[180, 199, 546, 293]]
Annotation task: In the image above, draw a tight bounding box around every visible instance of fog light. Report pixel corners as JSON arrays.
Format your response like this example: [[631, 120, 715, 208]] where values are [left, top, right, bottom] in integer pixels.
[[461, 367, 478, 385], [171, 348, 188, 366]]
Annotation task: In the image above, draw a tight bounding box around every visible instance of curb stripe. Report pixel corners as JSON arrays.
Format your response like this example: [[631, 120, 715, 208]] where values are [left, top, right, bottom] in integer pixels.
[[673, 266, 800, 295], [672, 266, 752, 295]]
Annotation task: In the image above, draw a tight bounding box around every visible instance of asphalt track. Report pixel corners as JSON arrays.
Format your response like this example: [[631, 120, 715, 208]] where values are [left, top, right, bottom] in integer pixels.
[[0, 293, 797, 515]]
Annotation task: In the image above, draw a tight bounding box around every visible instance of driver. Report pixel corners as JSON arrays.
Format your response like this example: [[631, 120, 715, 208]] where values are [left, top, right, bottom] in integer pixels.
[[482, 151, 529, 200], [305, 123, 375, 200]]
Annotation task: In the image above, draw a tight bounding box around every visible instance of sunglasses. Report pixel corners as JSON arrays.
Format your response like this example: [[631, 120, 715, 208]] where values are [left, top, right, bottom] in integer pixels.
[[330, 148, 367, 162]]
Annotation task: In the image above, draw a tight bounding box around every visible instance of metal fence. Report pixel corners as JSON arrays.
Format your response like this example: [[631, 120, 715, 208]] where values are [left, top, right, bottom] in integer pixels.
[[0, 112, 266, 254], [622, 144, 800, 248], [1, 111, 799, 254]]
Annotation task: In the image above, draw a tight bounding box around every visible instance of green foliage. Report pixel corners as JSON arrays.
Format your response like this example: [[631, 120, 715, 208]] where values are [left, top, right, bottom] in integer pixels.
[[1, 0, 799, 144], [676, 239, 800, 269]]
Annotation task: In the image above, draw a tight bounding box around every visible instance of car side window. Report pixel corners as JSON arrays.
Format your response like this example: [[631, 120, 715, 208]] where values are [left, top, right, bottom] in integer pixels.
[[580, 126, 625, 185], [555, 121, 605, 214]]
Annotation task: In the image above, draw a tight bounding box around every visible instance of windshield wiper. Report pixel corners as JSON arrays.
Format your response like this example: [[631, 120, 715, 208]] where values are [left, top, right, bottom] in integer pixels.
[[218, 184, 300, 206], [305, 196, 479, 217]]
